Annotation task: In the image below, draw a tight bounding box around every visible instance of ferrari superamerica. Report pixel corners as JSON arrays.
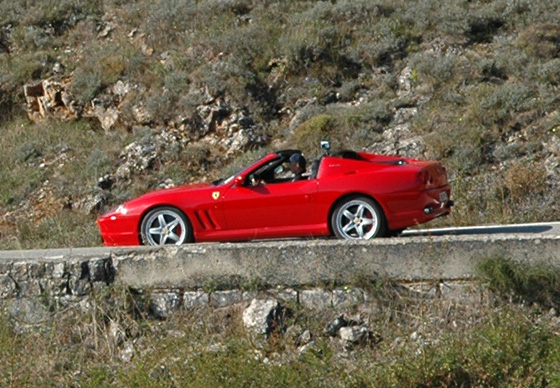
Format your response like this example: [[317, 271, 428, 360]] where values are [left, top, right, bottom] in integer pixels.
[[98, 144, 453, 246]]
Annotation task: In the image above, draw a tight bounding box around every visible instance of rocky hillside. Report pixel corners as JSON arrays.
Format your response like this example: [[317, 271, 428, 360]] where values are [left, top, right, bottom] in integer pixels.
[[1, 0, 560, 248]]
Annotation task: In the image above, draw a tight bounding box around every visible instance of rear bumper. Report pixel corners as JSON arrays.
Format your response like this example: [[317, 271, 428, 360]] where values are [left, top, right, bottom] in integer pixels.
[[423, 198, 454, 216], [386, 186, 452, 230]]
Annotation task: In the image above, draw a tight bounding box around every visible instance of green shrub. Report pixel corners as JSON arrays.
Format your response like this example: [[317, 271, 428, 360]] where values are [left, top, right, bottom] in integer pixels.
[[412, 51, 472, 89], [8, 212, 100, 250], [477, 257, 560, 310], [71, 68, 102, 103], [538, 59, 560, 85], [0, 118, 141, 246], [368, 310, 559, 387], [70, 42, 130, 103], [517, 23, 560, 60], [292, 114, 334, 154], [501, 160, 548, 202], [480, 83, 537, 117], [0, 52, 46, 89]]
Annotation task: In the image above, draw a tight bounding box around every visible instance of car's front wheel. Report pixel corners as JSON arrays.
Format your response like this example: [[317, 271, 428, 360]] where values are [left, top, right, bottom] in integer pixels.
[[331, 196, 386, 240], [140, 207, 192, 246]]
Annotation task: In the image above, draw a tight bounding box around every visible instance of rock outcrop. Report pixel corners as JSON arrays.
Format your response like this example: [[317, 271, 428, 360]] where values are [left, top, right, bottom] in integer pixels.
[[24, 78, 79, 122]]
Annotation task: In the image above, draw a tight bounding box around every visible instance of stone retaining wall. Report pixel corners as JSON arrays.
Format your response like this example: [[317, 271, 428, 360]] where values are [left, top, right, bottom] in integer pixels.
[[1, 235, 559, 322], [112, 235, 560, 288], [146, 280, 481, 319]]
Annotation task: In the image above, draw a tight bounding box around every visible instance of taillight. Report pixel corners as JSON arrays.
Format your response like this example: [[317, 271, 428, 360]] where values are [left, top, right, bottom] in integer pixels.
[[418, 171, 433, 186]]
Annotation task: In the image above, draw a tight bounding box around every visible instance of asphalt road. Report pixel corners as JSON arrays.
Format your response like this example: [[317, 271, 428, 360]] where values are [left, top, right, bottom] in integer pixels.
[[1, 222, 560, 259]]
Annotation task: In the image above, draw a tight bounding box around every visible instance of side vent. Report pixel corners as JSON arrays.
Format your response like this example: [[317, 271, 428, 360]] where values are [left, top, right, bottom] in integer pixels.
[[195, 209, 221, 230]]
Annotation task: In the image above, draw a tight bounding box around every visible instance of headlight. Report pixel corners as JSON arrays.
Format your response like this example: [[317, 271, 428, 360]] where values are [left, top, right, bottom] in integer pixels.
[[107, 204, 128, 221], [116, 204, 128, 215]]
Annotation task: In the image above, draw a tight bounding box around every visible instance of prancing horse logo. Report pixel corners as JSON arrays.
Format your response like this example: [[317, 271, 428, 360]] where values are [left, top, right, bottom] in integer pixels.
[[212, 191, 220, 200]]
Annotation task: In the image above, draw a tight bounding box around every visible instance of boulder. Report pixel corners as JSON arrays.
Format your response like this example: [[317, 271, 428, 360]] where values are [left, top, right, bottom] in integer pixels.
[[24, 78, 78, 122], [6, 298, 49, 325], [339, 326, 374, 345], [242, 298, 283, 336], [149, 291, 181, 319], [183, 290, 209, 310], [209, 290, 242, 308], [325, 315, 348, 336]]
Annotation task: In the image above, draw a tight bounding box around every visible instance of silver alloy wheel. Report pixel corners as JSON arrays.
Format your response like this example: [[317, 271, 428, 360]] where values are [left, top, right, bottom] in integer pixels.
[[334, 199, 380, 239], [142, 208, 188, 246]]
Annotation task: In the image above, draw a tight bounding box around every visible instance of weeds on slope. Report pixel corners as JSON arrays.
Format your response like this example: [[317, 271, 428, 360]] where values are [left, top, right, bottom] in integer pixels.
[[2, 270, 560, 387]]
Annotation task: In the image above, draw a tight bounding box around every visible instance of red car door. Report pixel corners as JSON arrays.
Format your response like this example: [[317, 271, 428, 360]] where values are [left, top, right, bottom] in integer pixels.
[[221, 179, 321, 238]]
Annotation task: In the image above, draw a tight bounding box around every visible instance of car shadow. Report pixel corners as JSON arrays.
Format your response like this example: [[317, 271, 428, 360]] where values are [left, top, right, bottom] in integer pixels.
[[406, 224, 553, 237]]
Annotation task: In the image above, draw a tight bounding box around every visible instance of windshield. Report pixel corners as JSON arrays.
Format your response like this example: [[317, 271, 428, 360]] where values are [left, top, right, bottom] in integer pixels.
[[211, 153, 273, 186], [212, 169, 242, 186], [222, 174, 237, 185]]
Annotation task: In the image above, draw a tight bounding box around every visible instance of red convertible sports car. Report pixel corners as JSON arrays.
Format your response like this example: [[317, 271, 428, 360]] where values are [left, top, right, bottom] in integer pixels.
[[98, 143, 453, 246]]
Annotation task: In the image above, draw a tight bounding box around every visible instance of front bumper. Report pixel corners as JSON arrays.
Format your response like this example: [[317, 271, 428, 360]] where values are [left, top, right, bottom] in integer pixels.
[[97, 214, 141, 246]]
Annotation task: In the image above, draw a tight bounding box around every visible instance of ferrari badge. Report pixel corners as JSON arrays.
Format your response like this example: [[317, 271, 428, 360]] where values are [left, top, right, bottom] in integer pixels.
[[212, 191, 220, 200]]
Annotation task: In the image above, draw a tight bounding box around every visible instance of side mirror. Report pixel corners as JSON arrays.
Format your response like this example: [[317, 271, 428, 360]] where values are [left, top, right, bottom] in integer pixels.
[[234, 175, 245, 186], [321, 140, 331, 154]]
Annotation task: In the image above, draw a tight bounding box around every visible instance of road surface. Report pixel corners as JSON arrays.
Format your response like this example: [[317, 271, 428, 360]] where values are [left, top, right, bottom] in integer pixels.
[[1, 222, 560, 259]]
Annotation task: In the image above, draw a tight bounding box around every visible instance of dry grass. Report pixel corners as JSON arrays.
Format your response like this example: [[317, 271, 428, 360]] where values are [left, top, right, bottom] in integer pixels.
[[2, 273, 560, 387]]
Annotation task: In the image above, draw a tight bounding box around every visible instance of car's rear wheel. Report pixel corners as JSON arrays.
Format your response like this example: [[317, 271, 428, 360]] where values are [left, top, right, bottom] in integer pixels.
[[140, 207, 192, 246], [331, 196, 386, 240]]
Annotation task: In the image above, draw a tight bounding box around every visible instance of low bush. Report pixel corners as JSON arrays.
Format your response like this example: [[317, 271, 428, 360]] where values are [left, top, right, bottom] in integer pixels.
[[2, 281, 560, 386], [368, 310, 559, 387], [411, 52, 465, 87], [71, 42, 129, 103], [0, 118, 140, 248], [6, 212, 100, 250], [517, 23, 560, 60], [291, 114, 335, 155], [477, 257, 560, 310]]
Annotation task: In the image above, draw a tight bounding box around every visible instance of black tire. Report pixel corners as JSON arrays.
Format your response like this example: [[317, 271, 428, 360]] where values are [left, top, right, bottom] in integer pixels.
[[331, 196, 387, 240], [140, 206, 193, 246], [386, 228, 405, 237]]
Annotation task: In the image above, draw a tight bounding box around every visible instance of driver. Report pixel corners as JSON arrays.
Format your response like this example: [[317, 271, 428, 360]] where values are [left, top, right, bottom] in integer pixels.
[[289, 153, 307, 181]]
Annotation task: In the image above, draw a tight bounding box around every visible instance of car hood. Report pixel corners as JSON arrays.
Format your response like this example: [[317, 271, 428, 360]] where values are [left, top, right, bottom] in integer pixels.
[[135, 183, 212, 200]]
